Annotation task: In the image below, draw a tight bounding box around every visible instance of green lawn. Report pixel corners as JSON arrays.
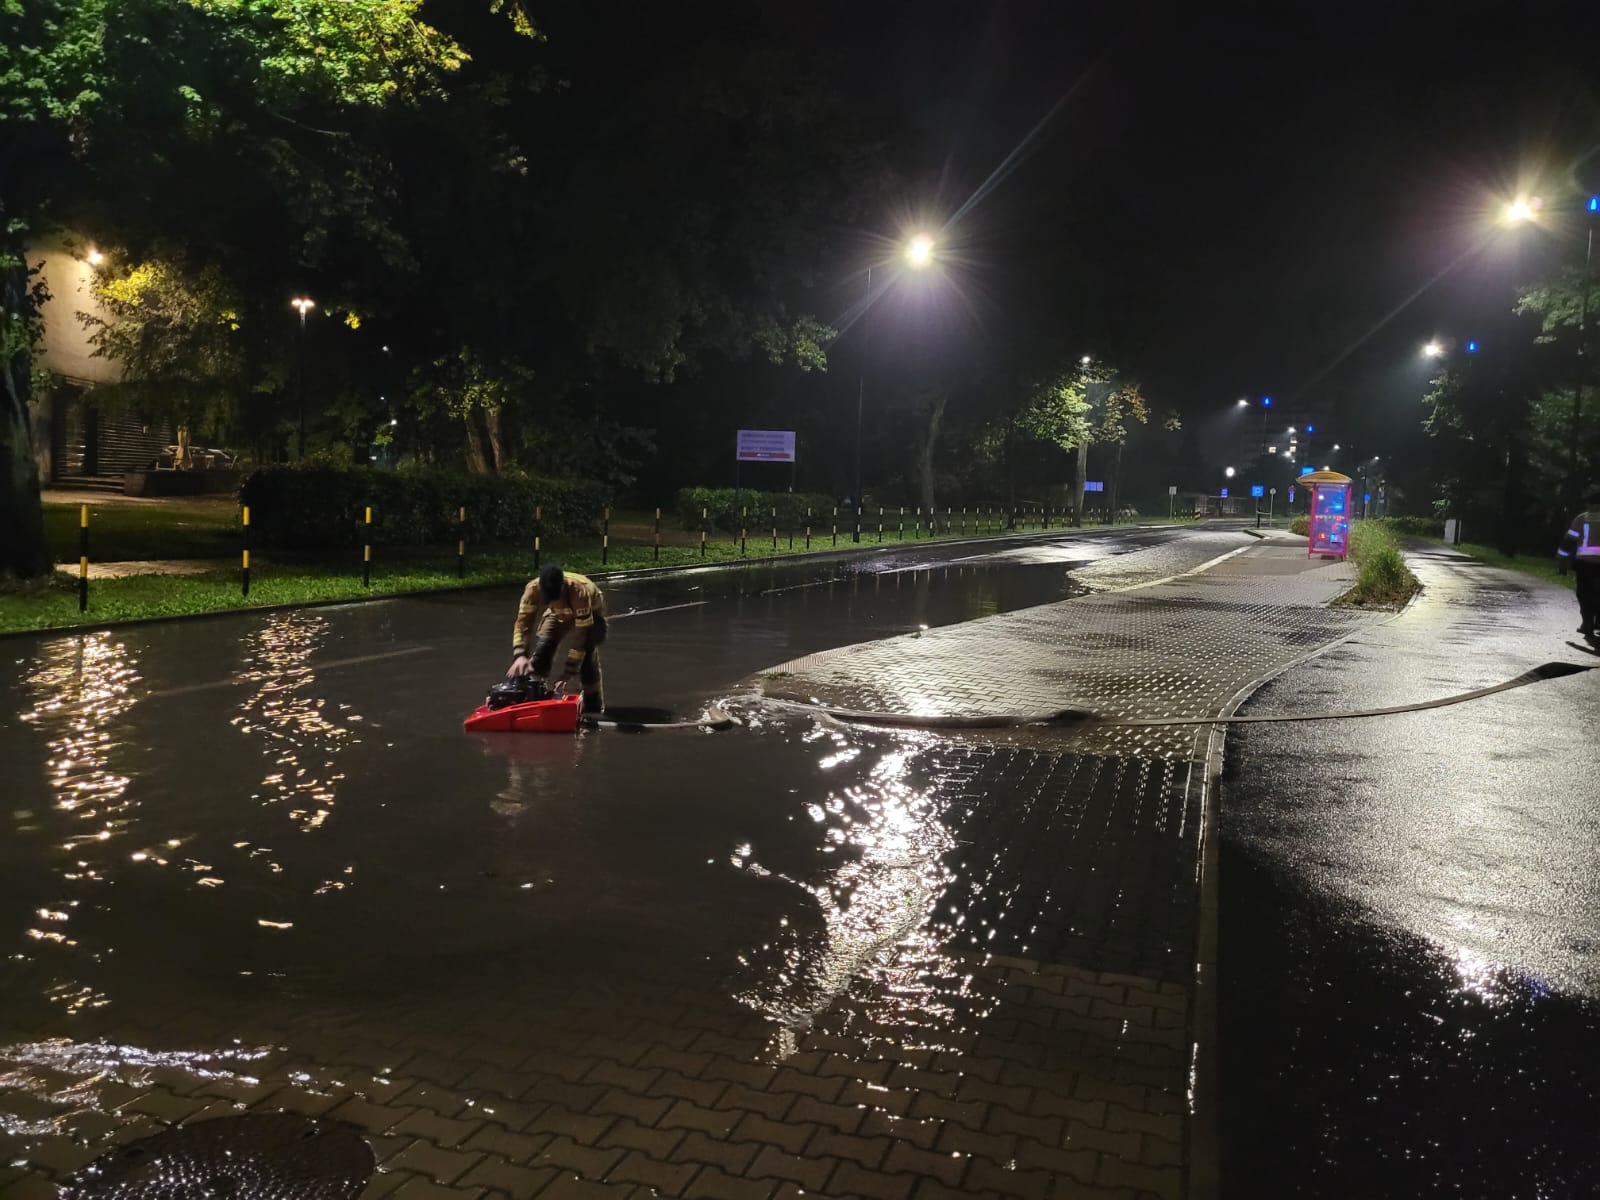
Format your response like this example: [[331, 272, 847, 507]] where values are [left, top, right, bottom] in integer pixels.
[[5, 504, 1213, 636], [43, 500, 239, 562]]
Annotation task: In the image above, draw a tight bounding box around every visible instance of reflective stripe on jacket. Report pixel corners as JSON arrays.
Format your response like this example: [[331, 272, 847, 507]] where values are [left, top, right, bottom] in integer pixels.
[[1559, 509, 1600, 560]]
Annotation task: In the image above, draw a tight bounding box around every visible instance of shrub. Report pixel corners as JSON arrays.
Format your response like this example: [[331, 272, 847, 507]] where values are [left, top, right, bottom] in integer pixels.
[[675, 487, 839, 533], [240, 467, 608, 548], [1342, 520, 1420, 607], [1377, 515, 1444, 538], [1289, 515, 1310, 536]]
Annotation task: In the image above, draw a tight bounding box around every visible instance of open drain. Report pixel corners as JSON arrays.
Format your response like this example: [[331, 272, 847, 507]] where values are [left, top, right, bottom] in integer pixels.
[[61, 1114, 373, 1200]]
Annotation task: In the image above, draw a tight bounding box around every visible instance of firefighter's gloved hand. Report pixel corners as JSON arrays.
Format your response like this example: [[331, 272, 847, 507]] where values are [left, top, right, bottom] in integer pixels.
[[507, 655, 532, 678]]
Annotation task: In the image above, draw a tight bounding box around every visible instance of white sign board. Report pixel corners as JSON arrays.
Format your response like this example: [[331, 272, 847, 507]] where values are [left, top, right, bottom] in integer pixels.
[[1168, 485, 1177, 496], [736, 429, 797, 462]]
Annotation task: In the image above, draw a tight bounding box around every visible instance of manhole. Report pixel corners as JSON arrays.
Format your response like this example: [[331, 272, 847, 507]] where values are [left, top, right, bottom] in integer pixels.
[[61, 1114, 373, 1200]]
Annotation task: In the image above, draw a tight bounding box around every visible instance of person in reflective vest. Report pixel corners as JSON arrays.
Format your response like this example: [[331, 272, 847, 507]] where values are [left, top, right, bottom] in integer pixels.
[[1557, 488, 1600, 641], [508, 564, 608, 712]]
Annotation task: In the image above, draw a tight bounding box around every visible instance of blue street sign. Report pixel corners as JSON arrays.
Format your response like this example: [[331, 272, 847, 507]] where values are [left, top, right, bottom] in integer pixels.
[[1220, 487, 1229, 498], [1364, 493, 1371, 503], [1288, 485, 1296, 503], [1250, 485, 1264, 497], [1084, 481, 1105, 492], [1299, 465, 1313, 475]]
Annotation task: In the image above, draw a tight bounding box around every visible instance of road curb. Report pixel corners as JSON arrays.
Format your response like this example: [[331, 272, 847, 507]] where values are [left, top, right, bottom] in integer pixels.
[[1185, 572, 1417, 1200]]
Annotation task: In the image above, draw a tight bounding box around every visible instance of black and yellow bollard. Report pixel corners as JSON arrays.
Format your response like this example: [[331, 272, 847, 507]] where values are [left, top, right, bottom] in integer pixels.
[[78, 504, 89, 613], [898, 506, 904, 541], [832, 506, 838, 547], [740, 506, 747, 557], [878, 506, 884, 543], [653, 507, 661, 562], [700, 506, 707, 557], [805, 507, 812, 551], [534, 505, 543, 570], [363, 506, 372, 587], [770, 506, 777, 552], [241, 504, 251, 597], [602, 507, 610, 566], [457, 506, 466, 579]]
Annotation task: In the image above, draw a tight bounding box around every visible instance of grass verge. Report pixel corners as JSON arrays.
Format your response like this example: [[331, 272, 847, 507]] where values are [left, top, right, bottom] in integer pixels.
[[1423, 539, 1575, 591], [3, 518, 1144, 636], [1337, 520, 1421, 607], [43, 500, 240, 562]]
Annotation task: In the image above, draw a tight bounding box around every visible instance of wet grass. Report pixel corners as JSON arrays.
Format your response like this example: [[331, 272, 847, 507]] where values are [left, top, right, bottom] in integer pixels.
[[0, 522, 1054, 635], [1426, 539, 1575, 590], [42, 499, 239, 562], [1338, 521, 1421, 608]]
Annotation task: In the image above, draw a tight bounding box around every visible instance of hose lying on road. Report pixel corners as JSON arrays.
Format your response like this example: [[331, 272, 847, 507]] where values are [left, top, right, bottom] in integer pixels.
[[769, 660, 1597, 731], [581, 701, 738, 732]]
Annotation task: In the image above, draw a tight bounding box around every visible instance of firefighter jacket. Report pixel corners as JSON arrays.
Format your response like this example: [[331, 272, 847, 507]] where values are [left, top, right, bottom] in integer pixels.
[[511, 571, 607, 658], [1559, 508, 1600, 563]]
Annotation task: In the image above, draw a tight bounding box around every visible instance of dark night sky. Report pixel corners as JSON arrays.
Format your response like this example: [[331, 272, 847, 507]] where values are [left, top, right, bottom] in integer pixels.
[[817, 2, 1600, 465]]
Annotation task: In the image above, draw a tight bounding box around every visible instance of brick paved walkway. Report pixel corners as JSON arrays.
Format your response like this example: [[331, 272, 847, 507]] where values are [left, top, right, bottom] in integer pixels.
[[1, 538, 1374, 1200]]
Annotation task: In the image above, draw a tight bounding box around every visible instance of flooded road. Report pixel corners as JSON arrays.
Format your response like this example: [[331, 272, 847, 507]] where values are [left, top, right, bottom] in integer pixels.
[[0, 528, 1167, 1044]]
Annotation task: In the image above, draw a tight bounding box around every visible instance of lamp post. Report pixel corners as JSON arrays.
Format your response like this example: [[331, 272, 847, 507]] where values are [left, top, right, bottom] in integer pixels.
[[851, 233, 936, 541], [290, 297, 315, 460]]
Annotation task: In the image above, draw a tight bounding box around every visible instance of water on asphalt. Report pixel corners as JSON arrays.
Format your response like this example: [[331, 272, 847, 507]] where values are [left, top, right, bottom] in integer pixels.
[[0, 531, 1166, 1046], [1220, 548, 1600, 1197]]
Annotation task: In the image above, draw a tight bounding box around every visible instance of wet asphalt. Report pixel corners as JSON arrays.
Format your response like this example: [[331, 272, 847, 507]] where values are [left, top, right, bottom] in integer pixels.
[[0, 527, 1169, 1034], [1220, 544, 1600, 1198]]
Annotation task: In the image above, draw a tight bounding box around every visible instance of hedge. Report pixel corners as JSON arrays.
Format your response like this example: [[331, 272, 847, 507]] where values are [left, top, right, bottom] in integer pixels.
[[675, 487, 839, 533], [240, 467, 608, 548]]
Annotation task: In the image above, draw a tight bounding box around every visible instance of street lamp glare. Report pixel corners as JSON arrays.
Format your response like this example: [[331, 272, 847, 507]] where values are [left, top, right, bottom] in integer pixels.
[[1423, 339, 1444, 358], [1224, 466, 1236, 478], [1503, 195, 1542, 225], [290, 297, 316, 316], [1237, 398, 1249, 407], [86, 248, 104, 265], [1332, 443, 1340, 451], [1080, 354, 1092, 367], [905, 233, 935, 268]]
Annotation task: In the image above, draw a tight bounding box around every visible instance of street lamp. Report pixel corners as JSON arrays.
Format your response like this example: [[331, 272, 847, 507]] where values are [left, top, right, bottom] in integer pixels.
[[86, 248, 104, 266], [290, 297, 315, 459], [1224, 466, 1236, 478], [1423, 339, 1444, 358], [1236, 397, 1249, 408], [905, 233, 935, 269], [852, 234, 939, 541], [1502, 195, 1542, 225]]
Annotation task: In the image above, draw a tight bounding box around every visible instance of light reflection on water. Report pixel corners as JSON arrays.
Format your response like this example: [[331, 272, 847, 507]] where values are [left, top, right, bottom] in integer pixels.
[[231, 613, 359, 836], [732, 725, 962, 1057], [16, 634, 143, 1014]]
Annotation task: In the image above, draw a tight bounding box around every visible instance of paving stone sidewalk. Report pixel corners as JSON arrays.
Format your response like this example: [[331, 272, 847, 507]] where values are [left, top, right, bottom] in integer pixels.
[[1, 538, 1377, 1200]]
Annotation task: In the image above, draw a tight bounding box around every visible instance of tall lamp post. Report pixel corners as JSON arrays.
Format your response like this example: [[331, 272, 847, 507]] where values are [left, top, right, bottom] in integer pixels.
[[852, 233, 936, 541], [290, 297, 315, 460], [1572, 197, 1598, 503]]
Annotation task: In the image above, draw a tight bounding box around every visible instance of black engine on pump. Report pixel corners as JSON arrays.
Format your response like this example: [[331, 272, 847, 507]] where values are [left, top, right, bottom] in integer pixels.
[[485, 675, 552, 709]]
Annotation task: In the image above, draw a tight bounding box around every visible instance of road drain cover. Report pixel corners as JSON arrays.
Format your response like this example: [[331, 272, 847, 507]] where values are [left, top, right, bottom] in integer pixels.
[[61, 1114, 373, 1200]]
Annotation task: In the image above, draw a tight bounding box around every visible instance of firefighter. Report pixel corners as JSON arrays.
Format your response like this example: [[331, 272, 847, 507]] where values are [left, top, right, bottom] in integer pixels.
[[508, 564, 607, 712], [1557, 487, 1600, 641]]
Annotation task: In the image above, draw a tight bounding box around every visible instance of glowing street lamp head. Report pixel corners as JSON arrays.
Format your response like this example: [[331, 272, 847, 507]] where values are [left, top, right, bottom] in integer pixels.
[[86, 248, 104, 266], [1236, 398, 1249, 408], [904, 233, 935, 268], [290, 297, 316, 316], [1224, 466, 1236, 478], [1423, 339, 1444, 358], [1080, 354, 1093, 367], [1502, 195, 1542, 224]]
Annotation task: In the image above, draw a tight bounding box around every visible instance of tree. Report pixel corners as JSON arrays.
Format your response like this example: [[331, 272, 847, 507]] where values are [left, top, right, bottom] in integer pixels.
[[0, 0, 520, 575]]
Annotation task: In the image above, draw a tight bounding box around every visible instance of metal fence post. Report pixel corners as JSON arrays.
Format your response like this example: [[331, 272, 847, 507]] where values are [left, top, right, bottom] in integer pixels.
[[457, 506, 466, 579], [878, 507, 884, 543], [898, 506, 904, 541], [78, 504, 89, 612], [363, 505, 372, 588], [241, 504, 251, 597]]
